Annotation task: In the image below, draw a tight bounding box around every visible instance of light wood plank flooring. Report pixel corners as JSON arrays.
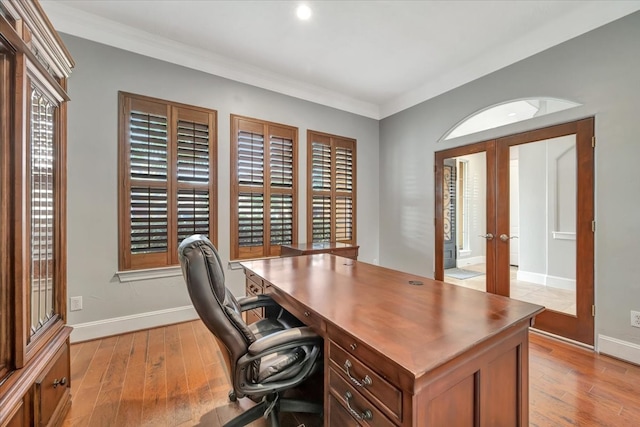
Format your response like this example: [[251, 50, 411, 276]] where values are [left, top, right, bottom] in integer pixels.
[[62, 321, 640, 426], [446, 265, 577, 315]]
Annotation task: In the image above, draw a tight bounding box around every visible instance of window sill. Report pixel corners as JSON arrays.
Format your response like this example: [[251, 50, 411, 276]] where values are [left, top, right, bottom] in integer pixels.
[[116, 266, 183, 282]]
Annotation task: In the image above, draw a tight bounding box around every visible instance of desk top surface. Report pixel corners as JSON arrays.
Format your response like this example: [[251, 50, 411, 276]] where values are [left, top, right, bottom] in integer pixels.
[[242, 254, 543, 378]]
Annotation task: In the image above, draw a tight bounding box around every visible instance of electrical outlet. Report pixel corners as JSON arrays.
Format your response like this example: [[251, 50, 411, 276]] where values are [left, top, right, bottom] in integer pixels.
[[631, 310, 640, 328], [70, 296, 83, 312]]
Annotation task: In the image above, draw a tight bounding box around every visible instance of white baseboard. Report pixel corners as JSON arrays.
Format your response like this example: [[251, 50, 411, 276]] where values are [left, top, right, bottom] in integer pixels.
[[517, 270, 546, 285], [69, 305, 199, 343], [545, 275, 575, 291], [457, 256, 485, 268], [517, 270, 575, 291], [598, 334, 640, 365]]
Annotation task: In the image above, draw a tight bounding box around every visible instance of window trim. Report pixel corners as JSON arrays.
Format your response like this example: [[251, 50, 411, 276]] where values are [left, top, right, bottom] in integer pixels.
[[117, 91, 218, 271], [306, 130, 357, 245], [230, 115, 298, 260]]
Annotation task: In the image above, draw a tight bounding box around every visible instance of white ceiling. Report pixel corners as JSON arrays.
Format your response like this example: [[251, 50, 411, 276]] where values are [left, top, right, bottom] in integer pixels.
[[41, 1, 640, 119]]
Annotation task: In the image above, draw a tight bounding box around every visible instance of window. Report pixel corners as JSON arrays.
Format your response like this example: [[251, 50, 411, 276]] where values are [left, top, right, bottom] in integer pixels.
[[307, 131, 356, 244], [118, 92, 217, 270], [231, 115, 297, 260], [441, 97, 581, 141]]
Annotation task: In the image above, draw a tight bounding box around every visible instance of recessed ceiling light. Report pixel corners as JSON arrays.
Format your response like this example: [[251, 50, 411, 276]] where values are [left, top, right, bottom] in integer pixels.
[[297, 4, 312, 20]]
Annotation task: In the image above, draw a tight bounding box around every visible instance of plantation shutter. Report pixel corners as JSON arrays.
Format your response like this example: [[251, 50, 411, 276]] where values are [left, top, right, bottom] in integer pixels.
[[311, 196, 331, 241], [127, 99, 170, 267], [175, 109, 214, 244], [236, 125, 265, 258], [232, 116, 297, 259], [269, 135, 294, 248], [311, 138, 332, 241], [335, 143, 354, 242], [119, 93, 217, 270], [307, 131, 356, 245]]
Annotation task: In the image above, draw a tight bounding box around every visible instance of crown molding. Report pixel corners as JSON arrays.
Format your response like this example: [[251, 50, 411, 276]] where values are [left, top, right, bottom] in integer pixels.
[[41, 1, 640, 121], [2, 0, 74, 77], [41, 1, 381, 119], [380, 2, 640, 118]]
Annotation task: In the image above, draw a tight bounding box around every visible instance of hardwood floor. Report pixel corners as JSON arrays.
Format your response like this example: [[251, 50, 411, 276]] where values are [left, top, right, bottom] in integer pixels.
[[62, 321, 640, 426], [529, 332, 640, 426]]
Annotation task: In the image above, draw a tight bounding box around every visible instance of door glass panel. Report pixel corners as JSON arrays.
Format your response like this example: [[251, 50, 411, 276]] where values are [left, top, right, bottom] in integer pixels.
[[443, 152, 487, 292], [509, 136, 576, 315]]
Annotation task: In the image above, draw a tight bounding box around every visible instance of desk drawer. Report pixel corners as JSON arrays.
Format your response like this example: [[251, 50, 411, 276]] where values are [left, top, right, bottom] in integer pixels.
[[277, 293, 322, 331], [246, 277, 263, 296], [329, 394, 361, 426], [329, 368, 394, 427], [329, 342, 402, 423]]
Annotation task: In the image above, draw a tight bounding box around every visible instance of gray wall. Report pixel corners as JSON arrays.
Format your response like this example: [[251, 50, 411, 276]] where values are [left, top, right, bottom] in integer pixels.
[[379, 12, 640, 346], [62, 34, 380, 326]]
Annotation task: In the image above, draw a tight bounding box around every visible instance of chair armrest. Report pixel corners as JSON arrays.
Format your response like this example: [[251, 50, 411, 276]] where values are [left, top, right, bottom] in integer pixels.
[[246, 326, 321, 358], [237, 294, 279, 312]]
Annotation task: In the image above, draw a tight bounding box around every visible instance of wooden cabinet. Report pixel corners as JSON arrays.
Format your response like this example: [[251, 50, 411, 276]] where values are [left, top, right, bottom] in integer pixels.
[[281, 242, 359, 260], [34, 346, 70, 427], [0, 1, 73, 426]]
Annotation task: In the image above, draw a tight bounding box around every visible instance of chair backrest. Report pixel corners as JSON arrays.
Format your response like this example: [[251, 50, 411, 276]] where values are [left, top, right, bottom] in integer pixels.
[[178, 235, 256, 376]]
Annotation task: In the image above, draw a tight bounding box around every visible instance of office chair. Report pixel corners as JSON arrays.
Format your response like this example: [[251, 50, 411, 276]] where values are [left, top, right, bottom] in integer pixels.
[[178, 235, 323, 427]]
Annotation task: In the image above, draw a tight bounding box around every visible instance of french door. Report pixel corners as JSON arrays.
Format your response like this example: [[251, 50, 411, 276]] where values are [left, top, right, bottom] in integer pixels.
[[435, 118, 595, 345]]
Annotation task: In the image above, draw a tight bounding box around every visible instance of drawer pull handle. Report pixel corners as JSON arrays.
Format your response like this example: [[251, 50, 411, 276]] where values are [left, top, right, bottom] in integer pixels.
[[350, 343, 357, 351], [344, 391, 373, 421], [304, 311, 310, 317], [52, 377, 67, 388], [344, 359, 372, 387]]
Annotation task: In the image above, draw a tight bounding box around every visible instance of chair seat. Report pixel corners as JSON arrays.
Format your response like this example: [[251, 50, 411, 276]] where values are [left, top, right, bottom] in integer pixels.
[[249, 318, 287, 339]]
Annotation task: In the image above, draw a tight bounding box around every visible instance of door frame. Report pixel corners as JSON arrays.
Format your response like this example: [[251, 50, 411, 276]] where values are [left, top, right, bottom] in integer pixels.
[[435, 140, 497, 292], [434, 118, 595, 345]]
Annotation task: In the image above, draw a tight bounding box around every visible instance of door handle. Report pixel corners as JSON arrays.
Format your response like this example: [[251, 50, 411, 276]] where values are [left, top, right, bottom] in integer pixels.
[[499, 234, 518, 242], [479, 233, 494, 240]]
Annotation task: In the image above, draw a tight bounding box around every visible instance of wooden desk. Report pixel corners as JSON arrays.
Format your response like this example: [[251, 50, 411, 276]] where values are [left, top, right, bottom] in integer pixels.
[[280, 242, 359, 260], [241, 254, 543, 426]]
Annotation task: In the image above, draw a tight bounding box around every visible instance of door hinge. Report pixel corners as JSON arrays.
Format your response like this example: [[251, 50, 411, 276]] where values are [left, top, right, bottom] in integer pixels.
[[592, 221, 596, 232], [592, 136, 596, 147], [592, 305, 596, 317]]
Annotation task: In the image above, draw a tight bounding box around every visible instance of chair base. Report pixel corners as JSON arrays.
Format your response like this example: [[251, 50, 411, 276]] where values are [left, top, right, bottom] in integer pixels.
[[223, 393, 322, 427]]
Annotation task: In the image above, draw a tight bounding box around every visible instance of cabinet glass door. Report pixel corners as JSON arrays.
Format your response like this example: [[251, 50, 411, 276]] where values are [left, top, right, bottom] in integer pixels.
[[28, 81, 60, 338]]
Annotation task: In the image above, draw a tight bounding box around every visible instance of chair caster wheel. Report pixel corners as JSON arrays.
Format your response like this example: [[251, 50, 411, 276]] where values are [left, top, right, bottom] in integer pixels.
[[228, 390, 237, 402]]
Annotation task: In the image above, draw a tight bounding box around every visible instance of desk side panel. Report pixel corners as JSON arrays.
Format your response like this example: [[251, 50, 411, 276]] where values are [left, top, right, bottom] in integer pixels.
[[416, 325, 530, 427]]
